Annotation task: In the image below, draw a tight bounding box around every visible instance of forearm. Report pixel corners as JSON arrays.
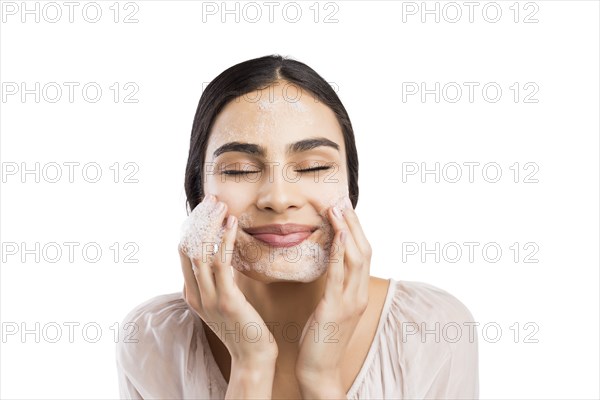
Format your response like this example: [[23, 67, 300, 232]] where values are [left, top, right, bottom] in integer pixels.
[[225, 359, 276, 400]]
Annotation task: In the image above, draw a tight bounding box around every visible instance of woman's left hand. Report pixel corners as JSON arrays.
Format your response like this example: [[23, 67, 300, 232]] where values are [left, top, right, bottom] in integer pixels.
[[295, 196, 373, 398]]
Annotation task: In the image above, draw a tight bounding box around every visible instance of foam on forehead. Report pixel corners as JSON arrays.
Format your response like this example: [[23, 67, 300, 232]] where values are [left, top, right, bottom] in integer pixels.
[[257, 95, 309, 113], [255, 80, 312, 113], [212, 85, 319, 155]]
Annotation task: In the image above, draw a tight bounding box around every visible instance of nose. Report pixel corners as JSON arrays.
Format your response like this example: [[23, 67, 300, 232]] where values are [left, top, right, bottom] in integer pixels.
[[255, 164, 302, 213]]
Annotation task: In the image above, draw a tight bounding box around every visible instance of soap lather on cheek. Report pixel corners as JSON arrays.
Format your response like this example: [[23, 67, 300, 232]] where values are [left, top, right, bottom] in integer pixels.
[[319, 189, 352, 220], [179, 200, 227, 271], [178, 189, 353, 282]]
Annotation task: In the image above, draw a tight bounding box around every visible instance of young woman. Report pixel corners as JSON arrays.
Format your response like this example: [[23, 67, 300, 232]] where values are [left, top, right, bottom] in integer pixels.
[[116, 54, 479, 399]]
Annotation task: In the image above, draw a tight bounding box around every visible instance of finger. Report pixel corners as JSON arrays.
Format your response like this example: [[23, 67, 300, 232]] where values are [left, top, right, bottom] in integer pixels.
[[340, 199, 372, 292], [193, 246, 217, 303], [195, 200, 228, 302], [179, 193, 217, 305], [340, 197, 371, 258], [324, 229, 345, 304], [212, 214, 237, 293], [329, 205, 363, 292], [180, 248, 203, 311]]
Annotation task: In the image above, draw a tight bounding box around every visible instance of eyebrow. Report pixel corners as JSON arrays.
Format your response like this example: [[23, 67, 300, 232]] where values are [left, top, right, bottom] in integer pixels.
[[212, 137, 340, 160]]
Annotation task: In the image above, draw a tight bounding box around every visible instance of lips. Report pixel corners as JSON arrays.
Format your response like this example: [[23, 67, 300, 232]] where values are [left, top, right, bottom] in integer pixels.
[[243, 224, 318, 248]]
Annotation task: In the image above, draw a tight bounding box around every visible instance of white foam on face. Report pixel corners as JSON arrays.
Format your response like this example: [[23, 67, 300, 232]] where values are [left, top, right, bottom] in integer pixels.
[[257, 93, 283, 112], [186, 83, 348, 282], [256, 84, 309, 114], [179, 200, 225, 271], [178, 191, 352, 282], [257, 99, 272, 111], [288, 99, 308, 112], [214, 86, 314, 158], [230, 191, 351, 283]]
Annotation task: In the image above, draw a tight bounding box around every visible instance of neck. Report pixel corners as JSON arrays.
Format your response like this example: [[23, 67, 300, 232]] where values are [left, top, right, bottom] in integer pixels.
[[233, 270, 328, 353]]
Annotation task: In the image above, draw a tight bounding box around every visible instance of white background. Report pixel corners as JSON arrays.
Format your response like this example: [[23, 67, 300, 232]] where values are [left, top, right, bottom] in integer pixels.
[[1, 0, 598, 398]]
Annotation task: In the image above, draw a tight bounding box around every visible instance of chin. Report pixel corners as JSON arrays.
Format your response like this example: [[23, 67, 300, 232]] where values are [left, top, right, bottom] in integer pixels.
[[230, 227, 334, 284], [231, 261, 328, 284]]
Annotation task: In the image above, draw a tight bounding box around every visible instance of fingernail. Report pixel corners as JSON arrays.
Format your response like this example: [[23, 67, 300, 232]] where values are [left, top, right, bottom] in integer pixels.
[[333, 206, 342, 219], [216, 202, 225, 212], [340, 230, 347, 242], [226, 215, 236, 229]]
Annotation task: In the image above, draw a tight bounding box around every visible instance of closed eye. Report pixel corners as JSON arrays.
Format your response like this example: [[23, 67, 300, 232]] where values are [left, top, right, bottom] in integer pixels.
[[223, 166, 332, 176]]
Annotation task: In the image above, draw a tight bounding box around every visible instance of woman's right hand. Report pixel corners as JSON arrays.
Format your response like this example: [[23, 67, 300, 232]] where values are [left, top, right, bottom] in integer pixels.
[[179, 194, 279, 365]]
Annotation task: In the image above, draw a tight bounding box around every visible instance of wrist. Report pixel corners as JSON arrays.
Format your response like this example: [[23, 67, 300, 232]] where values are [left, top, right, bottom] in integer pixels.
[[226, 359, 277, 400], [230, 357, 277, 381]]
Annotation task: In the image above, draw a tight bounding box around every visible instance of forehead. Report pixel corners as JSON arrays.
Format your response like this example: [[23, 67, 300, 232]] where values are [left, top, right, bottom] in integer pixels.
[[207, 82, 344, 158]]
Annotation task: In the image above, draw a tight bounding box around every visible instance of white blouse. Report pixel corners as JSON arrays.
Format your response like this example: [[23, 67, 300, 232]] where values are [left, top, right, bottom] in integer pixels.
[[116, 278, 479, 399]]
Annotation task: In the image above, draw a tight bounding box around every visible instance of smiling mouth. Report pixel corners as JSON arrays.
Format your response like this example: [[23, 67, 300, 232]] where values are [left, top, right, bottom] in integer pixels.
[[244, 229, 318, 248]]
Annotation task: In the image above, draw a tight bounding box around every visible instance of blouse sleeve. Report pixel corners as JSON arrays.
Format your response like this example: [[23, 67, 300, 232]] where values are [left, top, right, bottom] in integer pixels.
[[116, 363, 143, 399], [434, 288, 479, 399], [345, 279, 479, 399], [444, 316, 480, 399], [413, 281, 480, 399], [394, 280, 479, 400], [114, 292, 216, 399]]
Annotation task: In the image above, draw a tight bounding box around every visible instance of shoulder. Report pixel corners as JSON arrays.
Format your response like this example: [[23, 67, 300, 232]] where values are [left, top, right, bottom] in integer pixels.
[[391, 279, 476, 327], [118, 292, 196, 329], [115, 293, 203, 396], [387, 280, 479, 397], [387, 279, 478, 353]]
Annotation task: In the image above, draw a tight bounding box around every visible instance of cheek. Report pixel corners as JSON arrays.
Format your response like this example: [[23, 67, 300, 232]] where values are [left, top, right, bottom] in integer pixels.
[[203, 172, 223, 195], [313, 184, 350, 221], [203, 174, 249, 211]]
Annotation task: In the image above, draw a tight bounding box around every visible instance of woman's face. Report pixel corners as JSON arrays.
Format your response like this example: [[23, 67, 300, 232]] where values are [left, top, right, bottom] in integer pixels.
[[203, 80, 351, 283]]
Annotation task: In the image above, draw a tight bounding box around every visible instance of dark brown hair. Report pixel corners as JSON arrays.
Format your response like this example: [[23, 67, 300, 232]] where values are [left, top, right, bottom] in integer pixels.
[[184, 54, 359, 213]]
